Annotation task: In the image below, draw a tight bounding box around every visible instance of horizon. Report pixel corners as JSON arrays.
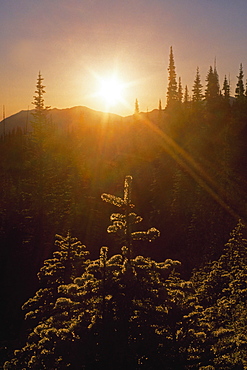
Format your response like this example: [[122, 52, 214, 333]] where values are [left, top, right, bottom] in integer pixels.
[[1, 1, 247, 118]]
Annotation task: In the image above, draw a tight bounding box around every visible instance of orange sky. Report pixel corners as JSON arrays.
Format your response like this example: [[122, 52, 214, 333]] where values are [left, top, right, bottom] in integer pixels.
[[1, 0, 247, 118]]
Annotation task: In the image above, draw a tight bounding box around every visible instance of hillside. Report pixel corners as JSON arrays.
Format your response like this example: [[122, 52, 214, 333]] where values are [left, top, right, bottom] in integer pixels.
[[0, 101, 247, 367]]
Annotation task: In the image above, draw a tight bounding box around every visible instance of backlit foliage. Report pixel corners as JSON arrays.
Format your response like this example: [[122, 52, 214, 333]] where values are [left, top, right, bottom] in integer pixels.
[[192, 221, 247, 369], [102, 175, 160, 257]]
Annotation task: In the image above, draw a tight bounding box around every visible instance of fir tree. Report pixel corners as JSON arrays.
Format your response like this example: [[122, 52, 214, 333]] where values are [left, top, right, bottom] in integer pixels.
[[4, 176, 205, 369], [31, 72, 50, 139], [22, 233, 89, 324], [178, 77, 183, 104], [158, 99, 162, 111], [205, 64, 221, 111], [101, 175, 160, 260], [183, 85, 190, 105], [134, 98, 139, 114], [192, 67, 204, 103], [166, 46, 178, 108], [222, 75, 230, 101], [192, 221, 247, 369], [235, 63, 245, 101]]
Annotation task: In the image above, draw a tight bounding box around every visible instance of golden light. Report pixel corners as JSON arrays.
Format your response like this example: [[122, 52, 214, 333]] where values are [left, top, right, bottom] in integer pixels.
[[98, 75, 125, 106]]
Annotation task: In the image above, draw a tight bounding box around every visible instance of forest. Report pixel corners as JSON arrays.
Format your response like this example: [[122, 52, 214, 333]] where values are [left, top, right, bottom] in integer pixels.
[[0, 48, 247, 368]]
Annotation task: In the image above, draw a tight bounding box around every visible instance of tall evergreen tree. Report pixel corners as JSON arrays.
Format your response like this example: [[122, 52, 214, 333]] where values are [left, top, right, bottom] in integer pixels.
[[205, 64, 221, 112], [205, 66, 220, 101], [158, 99, 162, 111], [134, 98, 139, 114], [192, 67, 203, 103], [31, 72, 50, 138], [235, 63, 245, 101], [222, 75, 230, 100], [183, 85, 190, 105], [178, 77, 183, 104], [166, 46, 178, 108]]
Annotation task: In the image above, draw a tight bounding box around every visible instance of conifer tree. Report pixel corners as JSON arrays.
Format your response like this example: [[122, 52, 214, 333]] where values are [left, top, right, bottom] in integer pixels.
[[235, 63, 245, 101], [31, 72, 50, 139], [4, 176, 206, 369], [222, 75, 230, 101], [158, 99, 162, 111], [101, 175, 160, 260], [205, 66, 220, 101], [27, 72, 53, 258], [22, 233, 89, 324], [178, 77, 183, 103], [192, 221, 247, 369], [166, 46, 178, 108], [134, 98, 139, 114], [183, 85, 190, 105], [192, 67, 204, 103]]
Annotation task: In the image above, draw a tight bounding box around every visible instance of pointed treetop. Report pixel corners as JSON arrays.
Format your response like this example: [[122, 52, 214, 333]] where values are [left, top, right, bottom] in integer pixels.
[[134, 98, 139, 114], [101, 176, 160, 259], [235, 63, 245, 99], [192, 66, 203, 103], [166, 46, 178, 108]]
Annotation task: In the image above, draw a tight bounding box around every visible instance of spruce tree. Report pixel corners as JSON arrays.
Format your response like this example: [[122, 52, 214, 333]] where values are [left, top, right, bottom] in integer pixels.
[[158, 99, 162, 111], [192, 221, 247, 369], [31, 71, 50, 139], [235, 63, 245, 101], [178, 77, 183, 104], [22, 233, 89, 324], [205, 65, 221, 111], [222, 75, 230, 101], [192, 67, 204, 103], [101, 175, 160, 260], [183, 85, 190, 105], [4, 176, 205, 369], [166, 46, 178, 108], [134, 98, 139, 114]]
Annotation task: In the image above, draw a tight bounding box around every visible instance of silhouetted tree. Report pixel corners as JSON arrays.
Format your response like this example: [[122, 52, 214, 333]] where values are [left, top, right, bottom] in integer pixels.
[[222, 75, 230, 100], [158, 99, 162, 111], [166, 46, 178, 108], [205, 66, 220, 104], [235, 64, 245, 101], [192, 67, 204, 103], [31, 71, 50, 140], [178, 77, 183, 104], [183, 85, 190, 105], [134, 98, 139, 114]]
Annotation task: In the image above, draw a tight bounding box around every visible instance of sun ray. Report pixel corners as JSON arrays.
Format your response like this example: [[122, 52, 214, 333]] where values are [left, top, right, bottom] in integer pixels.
[[136, 114, 245, 223]]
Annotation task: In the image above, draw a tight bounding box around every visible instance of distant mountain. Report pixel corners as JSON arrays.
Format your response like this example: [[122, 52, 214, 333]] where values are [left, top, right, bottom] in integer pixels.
[[0, 106, 124, 136], [0, 106, 163, 137]]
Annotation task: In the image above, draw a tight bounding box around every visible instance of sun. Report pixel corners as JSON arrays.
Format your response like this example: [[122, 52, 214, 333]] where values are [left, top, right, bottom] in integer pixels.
[[98, 75, 125, 106]]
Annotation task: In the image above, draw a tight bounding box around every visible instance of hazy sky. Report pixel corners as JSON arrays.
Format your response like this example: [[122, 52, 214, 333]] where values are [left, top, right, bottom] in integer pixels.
[[1, 0, 247, 117]]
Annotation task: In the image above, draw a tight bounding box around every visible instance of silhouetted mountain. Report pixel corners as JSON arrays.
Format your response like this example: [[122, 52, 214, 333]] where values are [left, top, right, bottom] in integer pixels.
[[0, 106, 127, 136]]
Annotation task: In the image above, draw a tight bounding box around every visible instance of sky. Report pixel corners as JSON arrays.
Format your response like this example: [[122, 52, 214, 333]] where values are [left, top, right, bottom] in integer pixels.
[[1, 0, 247, 118]]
